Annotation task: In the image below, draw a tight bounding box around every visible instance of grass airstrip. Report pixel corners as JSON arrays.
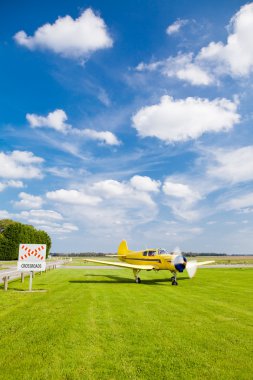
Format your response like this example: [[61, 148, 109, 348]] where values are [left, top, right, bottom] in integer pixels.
[[0, 267, 252, 380]]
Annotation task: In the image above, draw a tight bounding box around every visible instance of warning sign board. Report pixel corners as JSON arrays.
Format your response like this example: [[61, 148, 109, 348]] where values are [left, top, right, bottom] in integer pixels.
[[18, 244, 46, 272]]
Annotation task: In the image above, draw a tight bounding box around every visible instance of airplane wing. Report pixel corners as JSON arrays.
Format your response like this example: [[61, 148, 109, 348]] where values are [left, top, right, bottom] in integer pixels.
[[105, 255, 126, 257], [84, 258, 154, 270], [197, 260, 215, 266]]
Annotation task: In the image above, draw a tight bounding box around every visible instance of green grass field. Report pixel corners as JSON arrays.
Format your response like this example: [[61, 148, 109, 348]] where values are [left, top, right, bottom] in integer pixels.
[[0, 268, 252, 380]]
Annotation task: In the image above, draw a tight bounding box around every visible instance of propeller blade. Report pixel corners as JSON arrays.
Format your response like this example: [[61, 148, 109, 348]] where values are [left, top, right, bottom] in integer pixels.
[[172, 246, 182, 255], [186, 260, 197, 278]]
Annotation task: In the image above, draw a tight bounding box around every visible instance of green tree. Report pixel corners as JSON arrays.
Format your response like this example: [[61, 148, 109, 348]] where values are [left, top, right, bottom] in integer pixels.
[[0, 234, 10, 260], [0, 219, 15, 234], [0, 220, 52, 260], [35, 230, 52, 257]]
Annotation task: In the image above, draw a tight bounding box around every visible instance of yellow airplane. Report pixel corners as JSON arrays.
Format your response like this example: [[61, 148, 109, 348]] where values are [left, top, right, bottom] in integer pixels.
[[84, 240, 214, 285]]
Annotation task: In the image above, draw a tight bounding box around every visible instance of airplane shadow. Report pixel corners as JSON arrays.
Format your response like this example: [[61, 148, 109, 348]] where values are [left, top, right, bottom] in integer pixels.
[[69, 274, 189, 285]]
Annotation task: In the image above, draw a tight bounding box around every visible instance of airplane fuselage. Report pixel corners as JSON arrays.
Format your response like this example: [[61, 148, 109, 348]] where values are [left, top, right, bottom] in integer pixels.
[[119, 249, 183, 272]]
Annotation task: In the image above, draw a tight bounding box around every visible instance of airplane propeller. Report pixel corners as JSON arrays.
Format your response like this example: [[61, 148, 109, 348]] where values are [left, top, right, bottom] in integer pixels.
[[172, 248, 198, 279], [186, 260, 197, 279]]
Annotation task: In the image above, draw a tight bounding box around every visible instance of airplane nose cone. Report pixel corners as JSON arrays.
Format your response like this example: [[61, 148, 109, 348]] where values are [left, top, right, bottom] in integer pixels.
[[174, 256, 187, 273]]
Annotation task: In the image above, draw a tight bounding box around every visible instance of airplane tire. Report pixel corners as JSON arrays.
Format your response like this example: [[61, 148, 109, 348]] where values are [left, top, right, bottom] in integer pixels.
[[136, 277, 141, 284], [172, 280, 178, 286]]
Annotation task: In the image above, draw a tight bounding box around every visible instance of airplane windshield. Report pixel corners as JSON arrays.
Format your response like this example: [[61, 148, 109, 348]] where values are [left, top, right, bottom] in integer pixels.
[[158, 248, 168, 255], [143, 250, 156, 256]]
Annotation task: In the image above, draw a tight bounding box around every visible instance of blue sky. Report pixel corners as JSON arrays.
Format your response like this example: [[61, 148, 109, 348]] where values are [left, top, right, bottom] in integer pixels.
[[1, 0, 253, 253]]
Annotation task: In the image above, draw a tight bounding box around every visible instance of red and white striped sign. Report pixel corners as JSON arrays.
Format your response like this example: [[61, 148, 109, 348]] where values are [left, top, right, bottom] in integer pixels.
[[18, 244, 46, 272]]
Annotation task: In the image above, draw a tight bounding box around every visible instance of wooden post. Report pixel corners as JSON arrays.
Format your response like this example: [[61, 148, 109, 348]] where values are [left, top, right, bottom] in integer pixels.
[[21, 272, 24, 283], [29, 272, 33, 292], [3, 276, 8, 291]]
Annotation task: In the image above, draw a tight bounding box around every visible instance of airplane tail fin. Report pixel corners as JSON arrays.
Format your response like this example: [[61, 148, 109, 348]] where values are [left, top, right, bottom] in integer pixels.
[[118, 240, 129, 255]]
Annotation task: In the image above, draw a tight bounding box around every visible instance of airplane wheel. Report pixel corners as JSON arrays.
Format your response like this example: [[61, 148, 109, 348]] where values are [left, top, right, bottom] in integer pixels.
[[172, 280, 178, 286], [136, 277, 141, 284]]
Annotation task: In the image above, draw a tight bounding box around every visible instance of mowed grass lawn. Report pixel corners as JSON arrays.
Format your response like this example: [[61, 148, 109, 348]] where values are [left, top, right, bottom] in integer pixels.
[[0, 268, 252, 380]]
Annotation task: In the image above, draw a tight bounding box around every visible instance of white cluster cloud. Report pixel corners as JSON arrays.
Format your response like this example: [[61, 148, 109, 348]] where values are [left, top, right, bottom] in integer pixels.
[[0, 210, 12, 219], [130, 175, 160, 192], [36, 222, 79, 234], [207, 146, 253, 183], [132, 95, 240, 143], [26, 109, 121, 146], [137, 3, 253, 85], [18, 209, 78, 234], [136, 54, 213, 86], [45, 176, 160, 231], [159, 144, 253, 220], [0, 180, 23, 192], [0, 208, 78, 235], [20, 209, 63, 221], [46, 189, 102, 206], [92, 179, 129, 198], [162, 179, 202, 221], [173, 58, 213, 86], [0, 150, 43, 179], [135, 61, 160, 72], [166, 19, 188, 35], [76, 129, 121, 146], [197, 3, 253, 77], [163, 180, 201, 202], [152, 143, 253, 221], [26, 109, 71, 133], [224, 193, 253, 211], [47, 166, 88, 178], [45, 176, 160, 233], [91, 178, 156, 206], [14, 192, 43, 209], [14, 8, 113, 59]]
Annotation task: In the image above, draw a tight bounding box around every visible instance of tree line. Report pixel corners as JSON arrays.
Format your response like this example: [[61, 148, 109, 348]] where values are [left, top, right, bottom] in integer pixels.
[[51, 252, 112, 257], [0, 219, 51, 260], [183, 252, 227, 257], [52, 252, 228, 257]]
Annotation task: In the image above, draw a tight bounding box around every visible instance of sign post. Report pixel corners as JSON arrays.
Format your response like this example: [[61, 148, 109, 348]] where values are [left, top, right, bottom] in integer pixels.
[[18, 244, 47, 291], [29, 272, 33, 291]]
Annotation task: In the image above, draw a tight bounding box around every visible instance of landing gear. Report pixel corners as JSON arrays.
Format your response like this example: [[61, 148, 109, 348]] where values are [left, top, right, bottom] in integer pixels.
[[133, 269, 141, 284], [171, 274, 178, 286]]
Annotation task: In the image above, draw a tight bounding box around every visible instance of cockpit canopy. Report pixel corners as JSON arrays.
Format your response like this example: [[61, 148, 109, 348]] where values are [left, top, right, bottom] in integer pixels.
[[142, 248, 174, 256], [142, 248, 169, 256], [143, 250, 156, 256]]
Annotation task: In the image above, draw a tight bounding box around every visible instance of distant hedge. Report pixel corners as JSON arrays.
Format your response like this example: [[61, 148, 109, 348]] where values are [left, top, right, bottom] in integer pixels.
[[0, 219, 51, 260]]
